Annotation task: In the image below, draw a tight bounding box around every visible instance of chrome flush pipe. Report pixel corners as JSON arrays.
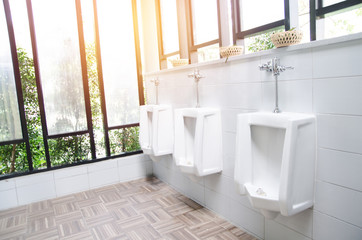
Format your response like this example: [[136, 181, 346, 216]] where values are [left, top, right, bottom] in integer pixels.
[[259, 57, 294, 113], [150, 78, 160, 105], [188, 69, 204, 108]]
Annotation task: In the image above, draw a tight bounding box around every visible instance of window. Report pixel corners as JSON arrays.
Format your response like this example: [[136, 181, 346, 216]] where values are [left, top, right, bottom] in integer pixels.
[[311, 0, 362, 40], [0, 0, 144, 178], [234, 0, 289, 53], [155, 0, 181, 68], [0, 2, 23, 143], [187, 0, 221, 62]]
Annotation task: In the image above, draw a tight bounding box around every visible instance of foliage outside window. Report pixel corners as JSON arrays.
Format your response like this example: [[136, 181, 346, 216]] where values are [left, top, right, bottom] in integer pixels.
[[0, 0, 143, 177]]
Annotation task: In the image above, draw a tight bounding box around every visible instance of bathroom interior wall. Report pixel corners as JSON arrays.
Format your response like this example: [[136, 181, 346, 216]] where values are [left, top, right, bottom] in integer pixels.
[[145, 35, 362, 240]]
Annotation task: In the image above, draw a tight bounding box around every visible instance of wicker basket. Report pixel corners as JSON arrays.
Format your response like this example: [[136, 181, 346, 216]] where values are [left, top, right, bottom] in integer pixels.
[[271, 30, 303, 48], [219, 46, 243, 58], [169, 59, 189, 67]]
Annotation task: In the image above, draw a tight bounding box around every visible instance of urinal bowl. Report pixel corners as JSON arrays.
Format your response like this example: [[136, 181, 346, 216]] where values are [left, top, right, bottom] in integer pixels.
[[174, 108, 223, 177], [234, 112, 316, 219], [139, 104, 174, 158]]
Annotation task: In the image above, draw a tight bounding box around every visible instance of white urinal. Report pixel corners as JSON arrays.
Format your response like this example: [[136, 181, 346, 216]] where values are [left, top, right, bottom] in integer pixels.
[[139, 105, 173, 158], [174, 108, 223, 177], [234, 112, 315, 219]]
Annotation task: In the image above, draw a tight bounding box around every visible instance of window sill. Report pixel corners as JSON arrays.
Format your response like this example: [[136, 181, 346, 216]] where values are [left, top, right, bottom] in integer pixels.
[[144, 32, 362, 77]]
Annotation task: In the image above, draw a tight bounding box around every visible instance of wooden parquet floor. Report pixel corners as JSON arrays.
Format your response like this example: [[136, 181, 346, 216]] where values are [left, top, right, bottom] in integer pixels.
[[0, 177, 257, 240]]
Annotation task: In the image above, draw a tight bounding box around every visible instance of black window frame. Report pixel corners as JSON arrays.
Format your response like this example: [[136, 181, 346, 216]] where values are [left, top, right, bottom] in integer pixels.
[[310, 0, 362, 40], [232, 0, 290, 43]]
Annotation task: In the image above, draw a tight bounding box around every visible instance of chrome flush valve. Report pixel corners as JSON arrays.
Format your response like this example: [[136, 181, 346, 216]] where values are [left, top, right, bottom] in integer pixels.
[[188, 69, 204, 108]]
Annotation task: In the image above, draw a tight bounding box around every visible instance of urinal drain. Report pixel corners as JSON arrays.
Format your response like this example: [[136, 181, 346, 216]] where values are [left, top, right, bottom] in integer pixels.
[[256, 188, 267, 196]]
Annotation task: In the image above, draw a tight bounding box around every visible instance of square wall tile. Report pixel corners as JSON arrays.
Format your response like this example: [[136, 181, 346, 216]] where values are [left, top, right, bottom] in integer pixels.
[[317, 148, 362, 192], [204, 174, 230, 196], [313, 211, 362, 240], [261, 49, 313, 82], [87, 159, 118, 173], [265, 220, 311, 240], [15, 172, 54, 188], [317, 114, 362, 154], [0, 179, 16, 191], [312, 39, 362, 79], [118, 161, 152, 182], [55, 174, 89, 197], [0, 188, 18, 210], [53, 165, 87, 179], [313, 77, 362, 115], [88, 168, 119, 189], [228, 57, 261, 83], [205, 188, 229, 219], [274, 209, 313, 238], [315, 181, 362, 227], [17, 181, 56, 205], [261, 80, 313, 113], [229, 199, 264, 239], [200, 83, 262, 109]]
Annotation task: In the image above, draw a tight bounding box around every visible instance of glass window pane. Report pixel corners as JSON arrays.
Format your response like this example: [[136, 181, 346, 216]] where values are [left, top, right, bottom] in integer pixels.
[[239, 0, 284, 31], [160, 0, 179, 54], [191, 0, 219, 45], [298, 0, 310, 43], [97, 0, 140, 127], [197, 43, 220, 63], [316, 4, 362, 40], [31, 0, 87, 136], [322, 0, 344, 7], [49, 134, 91, 166], [109, 127, 140, 155], [0, 3, 23, 142]]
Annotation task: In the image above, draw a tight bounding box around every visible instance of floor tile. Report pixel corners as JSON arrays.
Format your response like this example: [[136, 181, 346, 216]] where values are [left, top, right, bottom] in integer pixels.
[[0, 177, 256, 240]]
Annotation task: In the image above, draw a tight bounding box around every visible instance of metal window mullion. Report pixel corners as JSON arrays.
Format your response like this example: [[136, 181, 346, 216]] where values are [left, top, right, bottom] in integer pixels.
[[108, 123, 139, 131], [317, 0, 362, 16], [47, 130, 90, 140], [236, 20, 285, 39], [0, 139, 24, 147], [310, 0, 317, 41], [131, 0, 145, 107], [92, 0, 110, 157], [25, 0, 51, 168], [284, 0, 291, 30], [216, 0, 222, 47], [185, 0, 193, 59], [155, 0, 164, 68], [75, 0, 96, 160], [3, 0, 33, 171]]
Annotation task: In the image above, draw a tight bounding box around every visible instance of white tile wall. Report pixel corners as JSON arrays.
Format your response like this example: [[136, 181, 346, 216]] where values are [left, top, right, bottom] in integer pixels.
[[317, 114, 362, 154], [313, 211, 362, 240], [265, 220, 311, 240], [317, 148, 362, 191], [147, 36, 362, 239], [315, 181, 362, 227], [0, 154, 152, 210], [314, 77, 362, 115]]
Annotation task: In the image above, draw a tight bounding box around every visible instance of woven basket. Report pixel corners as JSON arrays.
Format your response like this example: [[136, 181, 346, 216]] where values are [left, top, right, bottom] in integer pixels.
[[271, 30, 303, 48], [219, 46, 243, 58], [169, 59, 188, 67]]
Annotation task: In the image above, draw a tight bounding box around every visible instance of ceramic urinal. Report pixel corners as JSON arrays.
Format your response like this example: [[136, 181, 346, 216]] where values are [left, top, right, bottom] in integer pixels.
[[139, 105, 173, 158], [234, 112, 316, 219], [173, 108, 223, 177]]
